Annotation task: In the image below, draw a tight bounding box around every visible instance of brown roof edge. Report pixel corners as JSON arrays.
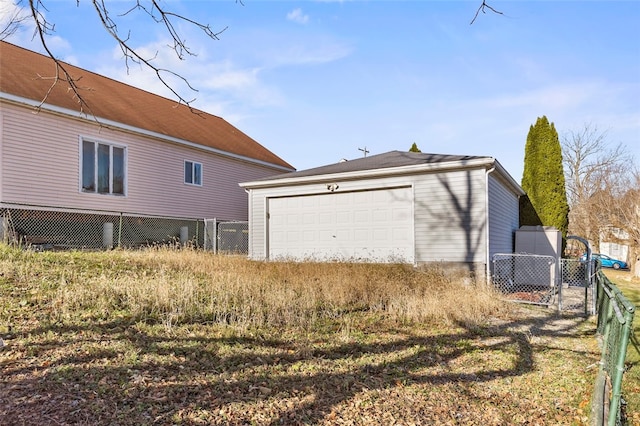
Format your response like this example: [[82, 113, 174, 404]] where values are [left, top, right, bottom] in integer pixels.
[[0, 41, 294, 171]]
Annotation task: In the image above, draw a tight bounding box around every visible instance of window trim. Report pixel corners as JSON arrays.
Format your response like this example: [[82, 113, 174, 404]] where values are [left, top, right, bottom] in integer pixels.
[[184, 160, 203, 187], [79, 136, 128, 196]]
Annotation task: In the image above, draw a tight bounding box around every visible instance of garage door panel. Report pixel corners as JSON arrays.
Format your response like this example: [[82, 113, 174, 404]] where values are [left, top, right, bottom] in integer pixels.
[[268, 187, 413, 262], [301, 197, 317, 208], [336, 211, 351, 224], [353, 191, 371, 203], [336, 229, 350, 239], [392, 207, 410, 221], [373, 228, 389, 241], [318, 229, 334, 242], [354, 227, 369, 239], [318, 212, 333, 224], [372, 191, 389, 202], [354, 210, 369, 222], [336, 196, 351, 206], [302, 213, 316, 225], [393, 227, 411, 241]]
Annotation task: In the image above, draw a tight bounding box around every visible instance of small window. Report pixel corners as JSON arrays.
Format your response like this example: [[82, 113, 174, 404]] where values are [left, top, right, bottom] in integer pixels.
[[81, 139, 126, 195], [184, 161, 202, 186]]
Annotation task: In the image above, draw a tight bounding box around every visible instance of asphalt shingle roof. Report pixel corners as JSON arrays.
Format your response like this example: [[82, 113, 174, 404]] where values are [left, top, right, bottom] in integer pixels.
[[0, 41, 293, 170], [259, 150, 491, 181]]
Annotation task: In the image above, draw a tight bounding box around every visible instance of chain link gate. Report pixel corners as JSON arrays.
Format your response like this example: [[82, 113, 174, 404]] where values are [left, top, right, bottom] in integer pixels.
[[203, 219, 249, 254], [492, 253, 595, 313], [492, 253, 559, 306], [559, 258, 594, 314]]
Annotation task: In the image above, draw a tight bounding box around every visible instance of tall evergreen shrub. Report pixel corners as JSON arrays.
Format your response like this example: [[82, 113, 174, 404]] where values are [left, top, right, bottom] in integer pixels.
[[409, 143, 421, 153], [520, 116, 570, 240]]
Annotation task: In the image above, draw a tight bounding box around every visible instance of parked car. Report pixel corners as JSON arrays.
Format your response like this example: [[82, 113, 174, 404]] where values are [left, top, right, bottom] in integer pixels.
[[580, 253, 628, 270]]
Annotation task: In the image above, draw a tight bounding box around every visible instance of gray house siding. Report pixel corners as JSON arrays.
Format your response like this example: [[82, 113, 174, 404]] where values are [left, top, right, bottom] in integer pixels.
[[247, 189, 267, 260], [413, 168, 487, 265], [487, 172, 520, 263]]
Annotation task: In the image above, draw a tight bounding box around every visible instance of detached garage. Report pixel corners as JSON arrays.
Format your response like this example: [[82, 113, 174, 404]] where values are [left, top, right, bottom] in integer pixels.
[[240, 151, 525, 277]]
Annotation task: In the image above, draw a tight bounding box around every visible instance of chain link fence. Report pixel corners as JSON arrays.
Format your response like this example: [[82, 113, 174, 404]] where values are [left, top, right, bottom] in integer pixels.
[[1, 206, 204, 250], [203, 219, 249, 254], [492, 253, 595, 314], [560, 258, 594, 314], [492, 251, 636, 424], [492, 253, 558, 306], [592, 263, 635, 426]]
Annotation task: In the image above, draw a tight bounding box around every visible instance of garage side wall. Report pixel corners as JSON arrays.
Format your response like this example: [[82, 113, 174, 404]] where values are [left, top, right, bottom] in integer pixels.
[[247, 188, 267, 260], [487, 173, 520, 261], [413, 168, 487, 267]]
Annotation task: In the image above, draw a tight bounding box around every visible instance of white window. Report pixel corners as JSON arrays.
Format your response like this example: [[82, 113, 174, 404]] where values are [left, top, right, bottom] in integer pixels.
[[81, 138, 126, 195], [184, 160, 202, 186]]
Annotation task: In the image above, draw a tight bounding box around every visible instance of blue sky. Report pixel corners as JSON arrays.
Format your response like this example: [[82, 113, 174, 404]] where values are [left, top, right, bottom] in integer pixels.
[[2, 0, 639, 180]]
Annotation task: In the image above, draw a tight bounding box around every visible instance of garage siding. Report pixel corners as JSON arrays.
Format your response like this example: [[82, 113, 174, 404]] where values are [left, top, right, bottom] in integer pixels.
[[487, 173, 520, 261], [413, 169, 487, 264], [247, 190, 265, 260]]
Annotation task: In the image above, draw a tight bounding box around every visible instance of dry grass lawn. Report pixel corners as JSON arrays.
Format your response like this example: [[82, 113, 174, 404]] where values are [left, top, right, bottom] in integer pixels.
[[0, 245, 605, 425]]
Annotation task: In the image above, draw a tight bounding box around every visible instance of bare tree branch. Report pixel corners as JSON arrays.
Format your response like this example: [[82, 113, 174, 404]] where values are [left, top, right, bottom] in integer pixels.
[[89, 1, 189, 108], [562, 124, 630, 206], [6, 1, 232, 113], [0, 0, 504, 111], [0, 0, 30, 40], [27, 0, 97, 117], [89, 0, 229, 110], [125, 0, 226, 59], [470, 0, 503, 25]]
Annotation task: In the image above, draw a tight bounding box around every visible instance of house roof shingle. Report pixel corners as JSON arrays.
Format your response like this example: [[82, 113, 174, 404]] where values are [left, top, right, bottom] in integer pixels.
[[0, 41, 293, 170]]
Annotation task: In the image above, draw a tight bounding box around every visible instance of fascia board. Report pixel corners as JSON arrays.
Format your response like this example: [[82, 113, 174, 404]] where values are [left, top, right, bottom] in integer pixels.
[[492, 159, 526, 196], [0, 92, 294, 173]]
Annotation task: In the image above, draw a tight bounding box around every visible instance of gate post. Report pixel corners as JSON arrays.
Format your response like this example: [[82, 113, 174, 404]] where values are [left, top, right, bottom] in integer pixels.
[[214, 218, 218, 254], [567, 235, 593, 315]]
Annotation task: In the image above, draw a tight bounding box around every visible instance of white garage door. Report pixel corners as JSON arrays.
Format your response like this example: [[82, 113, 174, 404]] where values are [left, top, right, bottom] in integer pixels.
[[268, 186, 414, 262]]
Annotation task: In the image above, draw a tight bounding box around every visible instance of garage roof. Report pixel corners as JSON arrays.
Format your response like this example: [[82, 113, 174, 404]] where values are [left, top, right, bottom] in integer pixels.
[[240, 150, 525, 196], [268, 151, 487, 179]]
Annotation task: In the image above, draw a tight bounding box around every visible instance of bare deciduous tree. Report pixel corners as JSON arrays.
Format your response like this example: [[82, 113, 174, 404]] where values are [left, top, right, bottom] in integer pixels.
[[2, 0, 500, 113], [607, 168, 640, 276], [562, 123, 639, 274], [0, 0, 29, 40], [3, 0, 232, 113]]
